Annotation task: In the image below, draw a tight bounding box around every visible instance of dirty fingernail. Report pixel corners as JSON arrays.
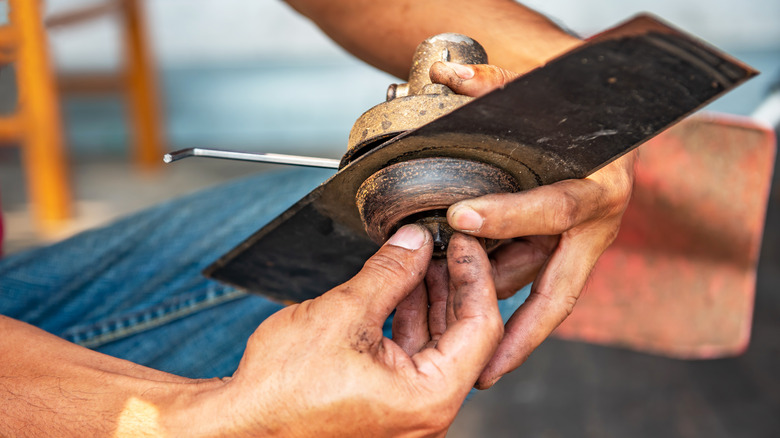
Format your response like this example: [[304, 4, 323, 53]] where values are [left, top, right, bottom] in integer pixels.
[[387, 224, 427, 250], [450, 206, 483, 232], [443, 61, 474, 80]]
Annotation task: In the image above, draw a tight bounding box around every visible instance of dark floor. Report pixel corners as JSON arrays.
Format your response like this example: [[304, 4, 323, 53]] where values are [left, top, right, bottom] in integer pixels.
[[450, 129, 780, 438]]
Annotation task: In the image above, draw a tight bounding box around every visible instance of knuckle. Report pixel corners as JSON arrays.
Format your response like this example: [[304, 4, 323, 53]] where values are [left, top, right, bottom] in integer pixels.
[[487, 314, 505, 342], [536, 289, 579, 322], [499, 67, 519, 84], [557, 294, 579, 319], [362, 251, 413, 287], [546, 188, 580, 231], [599, 159, 636, 216], [608, 172, 634, 211], [470, 312, 505, 343]]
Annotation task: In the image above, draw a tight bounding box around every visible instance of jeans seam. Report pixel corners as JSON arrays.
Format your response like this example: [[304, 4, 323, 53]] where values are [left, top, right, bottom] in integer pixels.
[[64, 286, 247, 349]]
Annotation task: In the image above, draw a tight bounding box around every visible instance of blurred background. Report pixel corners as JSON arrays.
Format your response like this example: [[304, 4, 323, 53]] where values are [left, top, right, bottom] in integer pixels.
[[0, 0, 778, 436]]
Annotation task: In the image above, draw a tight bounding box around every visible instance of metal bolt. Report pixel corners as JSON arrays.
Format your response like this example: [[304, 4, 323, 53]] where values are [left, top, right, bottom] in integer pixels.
[[386, 83, 410, 101]]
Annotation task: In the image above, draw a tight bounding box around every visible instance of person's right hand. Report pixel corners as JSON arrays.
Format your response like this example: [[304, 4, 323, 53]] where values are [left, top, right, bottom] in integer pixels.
[[180, 224, 503, 437], [415, 61, 635, 389]]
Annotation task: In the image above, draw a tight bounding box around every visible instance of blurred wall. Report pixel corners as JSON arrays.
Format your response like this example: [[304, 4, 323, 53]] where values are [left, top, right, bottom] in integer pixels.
[[46, 0, 780, 68], [24, 1, 780, 156]]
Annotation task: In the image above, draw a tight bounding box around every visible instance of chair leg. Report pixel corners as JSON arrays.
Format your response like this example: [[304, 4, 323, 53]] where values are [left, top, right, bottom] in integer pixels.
[[121, 0, 164, 169], [10, 0, 72, 228]]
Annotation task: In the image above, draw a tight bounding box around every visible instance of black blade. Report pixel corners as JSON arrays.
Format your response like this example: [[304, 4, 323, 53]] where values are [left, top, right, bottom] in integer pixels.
[[204, 14, 757, 302]]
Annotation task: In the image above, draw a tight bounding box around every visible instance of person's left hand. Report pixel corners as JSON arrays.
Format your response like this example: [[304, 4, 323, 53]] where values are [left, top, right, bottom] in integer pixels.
[[394, 61, 636, 389], [193, 225, 504, 437]]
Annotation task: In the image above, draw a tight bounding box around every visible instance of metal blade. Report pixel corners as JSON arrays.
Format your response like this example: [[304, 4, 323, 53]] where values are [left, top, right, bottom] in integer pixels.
[[204, 14, 758, 302], [164, 148, 340, 169]]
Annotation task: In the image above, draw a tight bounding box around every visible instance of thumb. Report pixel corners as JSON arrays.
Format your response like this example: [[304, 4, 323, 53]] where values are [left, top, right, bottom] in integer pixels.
[[337, 224, 433, 325], [429, 61, 519, 97]]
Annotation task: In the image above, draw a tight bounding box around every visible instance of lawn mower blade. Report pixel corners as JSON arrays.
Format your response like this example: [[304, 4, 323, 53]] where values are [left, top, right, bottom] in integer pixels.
[[203, 14, 757, 303]]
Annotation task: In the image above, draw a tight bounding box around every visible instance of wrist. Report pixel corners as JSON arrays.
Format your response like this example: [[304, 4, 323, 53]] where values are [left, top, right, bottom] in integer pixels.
[[160, 377, 232, 437]]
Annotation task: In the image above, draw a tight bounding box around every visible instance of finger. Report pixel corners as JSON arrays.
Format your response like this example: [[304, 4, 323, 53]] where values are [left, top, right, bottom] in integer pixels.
[[425, 259, 449, 343], [429, 62, 519, 97], [490, 236, 559, 299], [476, 227, 616, 389], [412, 234, 503, 385], [447, 154, 635, 239], [445, 257, 458, 328], [392, 282, 429, 355], [337, 224, 433, 326], [447, 180, 605, 239]]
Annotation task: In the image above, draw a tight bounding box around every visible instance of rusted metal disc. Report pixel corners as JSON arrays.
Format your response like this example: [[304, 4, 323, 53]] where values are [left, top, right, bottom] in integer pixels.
[[356, 157, 521, 249]]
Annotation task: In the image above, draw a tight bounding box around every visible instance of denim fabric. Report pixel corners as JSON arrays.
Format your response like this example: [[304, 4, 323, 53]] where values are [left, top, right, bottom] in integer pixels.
[[0, 168, 528, 379]]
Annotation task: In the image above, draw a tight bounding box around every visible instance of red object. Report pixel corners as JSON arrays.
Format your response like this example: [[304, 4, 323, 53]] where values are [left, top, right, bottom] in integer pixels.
[[554, 114, 776, 358]]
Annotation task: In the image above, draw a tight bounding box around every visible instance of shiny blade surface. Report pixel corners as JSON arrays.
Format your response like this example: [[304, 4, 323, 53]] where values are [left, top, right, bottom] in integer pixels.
[[204, 15, 757, 302], [164, 148, 340, 169]]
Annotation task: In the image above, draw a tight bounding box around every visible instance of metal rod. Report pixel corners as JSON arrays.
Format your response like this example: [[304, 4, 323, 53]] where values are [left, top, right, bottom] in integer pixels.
[[163, 148, 340, 169]]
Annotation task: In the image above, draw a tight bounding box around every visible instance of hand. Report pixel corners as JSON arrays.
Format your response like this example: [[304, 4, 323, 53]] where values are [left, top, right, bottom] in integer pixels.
[[191, 225, 503, 437], [0, 225, 501, 437], [426, 61, 636, 388]]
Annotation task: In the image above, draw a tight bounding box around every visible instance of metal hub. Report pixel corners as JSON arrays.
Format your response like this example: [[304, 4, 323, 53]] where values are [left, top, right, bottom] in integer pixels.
[[342, 33, 487, 168]]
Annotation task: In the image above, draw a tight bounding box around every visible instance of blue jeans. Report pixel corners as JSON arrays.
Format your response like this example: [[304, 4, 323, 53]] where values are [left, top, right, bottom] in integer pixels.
[[0, 169, 528, 379]]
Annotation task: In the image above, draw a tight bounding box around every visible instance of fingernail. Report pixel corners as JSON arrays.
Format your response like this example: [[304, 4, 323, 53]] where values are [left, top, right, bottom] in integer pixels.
[[449, 206, 483, 232], [443, 61, 474, 80], [387, 224, 427, 250]]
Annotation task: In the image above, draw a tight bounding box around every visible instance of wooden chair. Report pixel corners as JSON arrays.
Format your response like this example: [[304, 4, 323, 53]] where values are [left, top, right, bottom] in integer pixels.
[[0, 0, 164, 232]]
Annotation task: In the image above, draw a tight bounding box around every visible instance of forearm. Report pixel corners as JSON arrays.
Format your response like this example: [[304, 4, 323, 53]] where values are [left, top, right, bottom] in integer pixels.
[[285, 0, 581, 78], [0, 315, 225, 437]]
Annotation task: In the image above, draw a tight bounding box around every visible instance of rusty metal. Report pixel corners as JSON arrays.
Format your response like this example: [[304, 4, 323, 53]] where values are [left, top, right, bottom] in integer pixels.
[[203, 15, 758, 303], [342, 33, 486, 167], [356, 157, 517, 255], [346, 33, 499, 252]]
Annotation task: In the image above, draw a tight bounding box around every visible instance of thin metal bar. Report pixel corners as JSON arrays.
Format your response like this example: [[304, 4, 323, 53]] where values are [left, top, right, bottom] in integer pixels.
[[164, 148, 341, 169]]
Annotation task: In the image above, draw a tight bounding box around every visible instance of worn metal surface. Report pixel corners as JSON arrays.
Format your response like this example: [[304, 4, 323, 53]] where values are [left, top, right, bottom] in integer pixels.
[[356, 157, 518, 254], [554, 114, 776, 358], [343, 33, 486, 167], [204, 15, 757, 303]]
